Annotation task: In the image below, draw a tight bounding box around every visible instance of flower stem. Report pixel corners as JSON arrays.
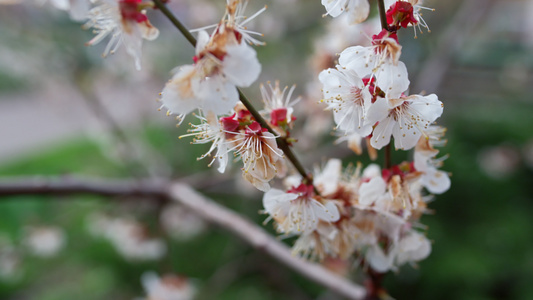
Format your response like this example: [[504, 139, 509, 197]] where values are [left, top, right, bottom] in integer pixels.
[[377, 0, 390, 31], [152, 0, 315, 189]]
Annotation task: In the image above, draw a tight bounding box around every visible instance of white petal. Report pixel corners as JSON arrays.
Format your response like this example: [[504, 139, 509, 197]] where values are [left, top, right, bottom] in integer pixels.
[[347, 0, 370, 24], [196, 30, 210, 56], [311, 200, 340, 223], [422, 168, 451, 194], [362, 163, 381, 179], [216, 144, 229, 174], [338, 46, 373, 76], [194, 74, 239, 115], [122, 21, 143, 70], [314, 159, 341, 195], [392, 119, 422, 150], [409, 94, 443, 124], [160, 65, 198, 115], [68, 0, 90, 21], [366, 245, 393, 272], [321, 0, 348, 18], [139, 22, 159, 41], [262, 189, 299, 215], [370, 116, 395, 150], [222, 42, 261, 87], [395, 231, 432, 265], [359, 176, 386, 207]]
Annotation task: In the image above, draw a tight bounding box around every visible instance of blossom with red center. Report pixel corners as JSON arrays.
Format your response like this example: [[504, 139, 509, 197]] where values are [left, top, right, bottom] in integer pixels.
[[259, 81, 300, 135], [160, 3, 262, 118], [263, 183, 340, 234], [119, 0, 147, 22], [366, 93, 443, 150], [338, 36, 408, 98], [386, 1, 417, 28], [319, 66, 373, 136], [83, 0, 159, 70]]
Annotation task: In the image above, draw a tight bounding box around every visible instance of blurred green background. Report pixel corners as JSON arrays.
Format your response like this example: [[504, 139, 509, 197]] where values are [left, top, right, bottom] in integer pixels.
[[1, 0, 532, 299]]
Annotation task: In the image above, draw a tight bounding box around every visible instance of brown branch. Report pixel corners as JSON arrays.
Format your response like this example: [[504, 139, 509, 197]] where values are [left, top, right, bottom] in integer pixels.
[[377, 0, 390, 31], [0, 176, 365, 299]]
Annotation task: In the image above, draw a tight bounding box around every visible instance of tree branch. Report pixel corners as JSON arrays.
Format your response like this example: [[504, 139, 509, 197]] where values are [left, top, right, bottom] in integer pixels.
[[0, 176, 365, 299]]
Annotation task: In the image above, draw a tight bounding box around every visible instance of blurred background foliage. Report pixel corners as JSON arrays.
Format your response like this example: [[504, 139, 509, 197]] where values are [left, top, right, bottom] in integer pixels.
[[1, 0, 533, 299]]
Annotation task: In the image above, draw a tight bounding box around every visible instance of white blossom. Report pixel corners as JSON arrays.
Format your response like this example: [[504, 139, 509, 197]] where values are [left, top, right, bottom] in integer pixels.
[[82, 0, 159, 70], [319, 67, 373, 136], [140, 272, 196, 300], [366, 94, 443, 150], [321, 0, 370, 24]]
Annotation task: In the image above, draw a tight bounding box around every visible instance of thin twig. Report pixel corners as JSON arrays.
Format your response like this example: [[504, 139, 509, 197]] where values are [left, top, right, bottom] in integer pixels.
[[0, 177, 365, 299], [152, 0, 314, 187], [377, 0, 390, 31]]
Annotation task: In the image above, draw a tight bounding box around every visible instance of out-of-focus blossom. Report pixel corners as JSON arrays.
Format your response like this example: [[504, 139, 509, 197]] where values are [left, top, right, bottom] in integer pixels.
[[0, 236, 21, 281], [23, 226, 66, 258], [478, 145, 520, 180], [160, 204, 207, 241], [140, 272, 196, 300], [87, 214, 167, 261], [83, 0, 159, 70], [38, 0, 90, 21]]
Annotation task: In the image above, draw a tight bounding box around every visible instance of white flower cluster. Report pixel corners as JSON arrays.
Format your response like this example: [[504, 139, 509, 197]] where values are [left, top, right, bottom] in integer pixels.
[[263, 158, 440, 271], [255, 0, 449, 273]]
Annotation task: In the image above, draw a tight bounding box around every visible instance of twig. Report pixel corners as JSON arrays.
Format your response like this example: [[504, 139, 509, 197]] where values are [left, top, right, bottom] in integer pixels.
[[0, 176, 365, 299], [152, 0, 314, 188], [377, 0, 390, 31]]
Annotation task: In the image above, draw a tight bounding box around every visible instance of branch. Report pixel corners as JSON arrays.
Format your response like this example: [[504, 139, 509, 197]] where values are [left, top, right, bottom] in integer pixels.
[[152, 0, 315, 189], [0, 177, 365, 299], [377, 0, 390, 31]]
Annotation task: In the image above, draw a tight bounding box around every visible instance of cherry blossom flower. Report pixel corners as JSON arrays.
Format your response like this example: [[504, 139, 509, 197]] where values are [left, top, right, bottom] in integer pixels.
[[140, 272, 196, 300], [263, 183, 340, 234], [366, 94, 443, 150], [83, 0, 159, 70], [23, 226, 66, 258], [319, 66, 373, 136], [160, 22, 261, 117], [391, 230, 431, 266], [260, 81, 300, 135], [321, 0, 370, 25], [235, 121, 283, 191], [87, 214, 167, 261], [385, 0, 433, 37], [180, 113, 230, 173], [414, 129, 451, 194], [338, 31, 409, 97], [160, 204, 207, 241]]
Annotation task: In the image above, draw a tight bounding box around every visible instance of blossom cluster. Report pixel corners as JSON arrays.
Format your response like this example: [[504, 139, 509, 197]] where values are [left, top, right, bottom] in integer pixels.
[[256, 0, 451, 273]]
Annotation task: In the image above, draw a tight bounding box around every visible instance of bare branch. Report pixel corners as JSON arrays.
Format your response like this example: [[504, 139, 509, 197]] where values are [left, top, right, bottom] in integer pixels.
[[0, 177, 366, 299]]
